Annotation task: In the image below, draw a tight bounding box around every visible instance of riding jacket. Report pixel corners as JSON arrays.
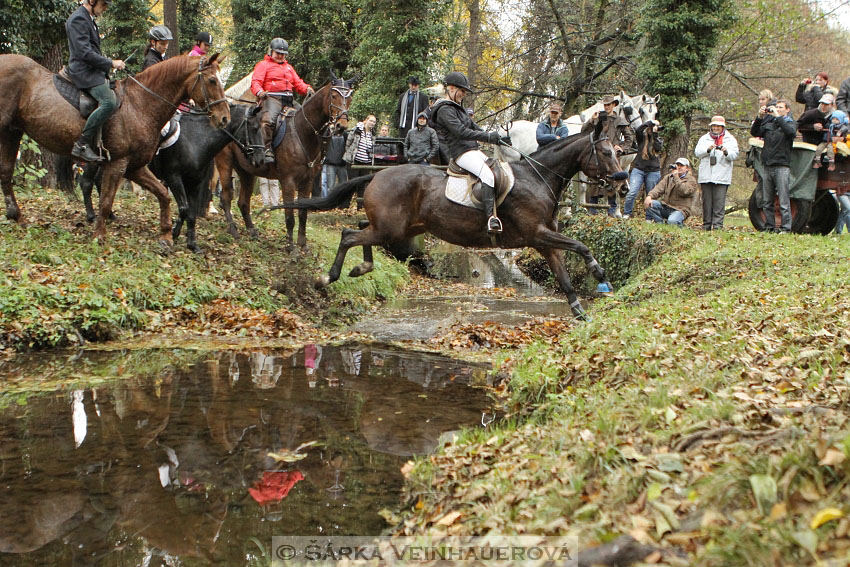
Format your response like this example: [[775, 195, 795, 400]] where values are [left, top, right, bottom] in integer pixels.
[[142, 47, 166, 71], [251, 56, 311, 97], [65, 5, 113, 90], [429, 99, 499, 159]]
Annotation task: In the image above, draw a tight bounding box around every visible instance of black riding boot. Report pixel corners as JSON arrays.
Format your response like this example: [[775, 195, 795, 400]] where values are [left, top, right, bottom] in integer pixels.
[[481, 183, 502, 234], [71, 134, 104, 164]]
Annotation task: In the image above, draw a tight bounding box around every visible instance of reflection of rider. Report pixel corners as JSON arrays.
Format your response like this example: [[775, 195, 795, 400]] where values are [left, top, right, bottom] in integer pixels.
[[142, 25, 172, 71], [65, 0, 126, 163], [430, 71, 509, 234], [251, 38, 314, 164]]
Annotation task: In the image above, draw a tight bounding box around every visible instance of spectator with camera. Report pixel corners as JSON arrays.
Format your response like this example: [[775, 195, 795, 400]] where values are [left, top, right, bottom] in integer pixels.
[[623, 119, 663, 218], [694, 116, 739, 230], [643, 158, 700, 226], [796, 72, 838, 112], [750, 99, 798, 233]]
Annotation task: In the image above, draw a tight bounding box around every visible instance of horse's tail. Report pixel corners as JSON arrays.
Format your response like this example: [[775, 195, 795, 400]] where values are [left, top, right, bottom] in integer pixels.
[[269, 174, 375, 211], [55, 155, 78, 198]]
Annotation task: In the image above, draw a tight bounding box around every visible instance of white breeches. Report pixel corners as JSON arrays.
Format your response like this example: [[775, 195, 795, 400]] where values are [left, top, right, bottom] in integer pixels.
[[455, 149, 495, 186]]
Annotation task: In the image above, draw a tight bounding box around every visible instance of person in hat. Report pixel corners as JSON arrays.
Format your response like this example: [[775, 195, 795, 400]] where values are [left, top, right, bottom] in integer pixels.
[[430, 71, 510, 234], [582, 95, 635, 217], [142, 25, 172, 71], [644, 158, 700, 226], [796, 72, 839, 112], [751, 99, 797, 233], [694, 115, 739, 230], [395, 75, 429, 142], [65, 0, 126, 163], [797, 92, 835, 146], [190, 31, 213, 57], [251, 38, 314, 164], [536, 101, 569, 148]]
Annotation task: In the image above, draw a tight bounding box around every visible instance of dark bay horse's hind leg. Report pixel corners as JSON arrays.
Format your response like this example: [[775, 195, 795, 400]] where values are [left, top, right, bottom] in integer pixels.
[[533, 227, 614, 320], [79, 164, 107, 223], [315, 224, 379, 289], [215, 153, 241, 239], [0, 128, 24, 221], [163, 171, 193, 249], [237, 173, 258, 240]]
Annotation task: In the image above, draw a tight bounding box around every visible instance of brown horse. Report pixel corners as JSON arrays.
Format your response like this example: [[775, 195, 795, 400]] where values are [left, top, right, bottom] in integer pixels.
[[0, 54, 230, 248], [214, 74, 355, 248], [280, 120, 628, 319]]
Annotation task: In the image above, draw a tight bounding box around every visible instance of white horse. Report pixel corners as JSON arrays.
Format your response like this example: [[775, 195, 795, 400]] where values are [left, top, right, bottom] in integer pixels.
[[493, 92, 659, 213]]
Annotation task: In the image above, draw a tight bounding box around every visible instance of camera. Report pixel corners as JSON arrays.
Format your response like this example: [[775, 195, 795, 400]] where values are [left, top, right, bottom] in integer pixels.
[[668, 164, 676, 170]]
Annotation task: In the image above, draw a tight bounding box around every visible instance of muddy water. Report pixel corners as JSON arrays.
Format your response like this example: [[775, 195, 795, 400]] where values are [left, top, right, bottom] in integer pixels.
[[354, 246, 576, 341], [0, 344, 493, 566]]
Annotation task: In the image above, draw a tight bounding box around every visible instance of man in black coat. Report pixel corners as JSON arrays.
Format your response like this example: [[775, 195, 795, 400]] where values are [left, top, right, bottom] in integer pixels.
[[750, 99, 798, 233], [395, 76, 429, 143], [65, 0, 126, 163]]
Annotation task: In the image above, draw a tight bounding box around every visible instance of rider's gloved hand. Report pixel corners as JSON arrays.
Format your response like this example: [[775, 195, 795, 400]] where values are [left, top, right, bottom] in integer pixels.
[[487, 131, 501, 144], [499, 136, 512, 146]]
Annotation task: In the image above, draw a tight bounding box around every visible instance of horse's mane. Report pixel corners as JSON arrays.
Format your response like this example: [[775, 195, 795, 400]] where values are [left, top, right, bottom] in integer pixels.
[[131, 55, 202, 87]]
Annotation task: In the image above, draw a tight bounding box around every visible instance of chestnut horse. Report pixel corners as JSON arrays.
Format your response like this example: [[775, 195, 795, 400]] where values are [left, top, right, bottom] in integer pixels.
[[214, 74, 355, 249], [0, 54, 229, 248], [280, 120, 628, 319]]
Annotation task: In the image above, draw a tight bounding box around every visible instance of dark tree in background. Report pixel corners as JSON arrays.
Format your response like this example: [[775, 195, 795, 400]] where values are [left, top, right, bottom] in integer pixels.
[[637, 0, 737, 162], [229, 0, 357, 90], [99, 0, 154, 72], [163, 0, 179, 58], [178, 0, 208, 53], [350, 0, 451, 125]]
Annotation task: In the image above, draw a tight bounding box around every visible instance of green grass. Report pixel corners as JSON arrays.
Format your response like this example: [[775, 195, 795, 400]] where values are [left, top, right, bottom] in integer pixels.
[[397, 226, 850, 565]]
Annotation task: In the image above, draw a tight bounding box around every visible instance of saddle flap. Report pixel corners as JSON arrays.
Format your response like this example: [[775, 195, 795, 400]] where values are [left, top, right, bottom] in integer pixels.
[[53, 72, 123, 120], [444, 158, 515, 209]]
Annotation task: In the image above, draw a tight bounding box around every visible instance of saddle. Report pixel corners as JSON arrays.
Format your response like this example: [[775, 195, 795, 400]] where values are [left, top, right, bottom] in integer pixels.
[[272, 107, 299, 149], [53, 68, 123, 119], [444, 157, 515, 209]]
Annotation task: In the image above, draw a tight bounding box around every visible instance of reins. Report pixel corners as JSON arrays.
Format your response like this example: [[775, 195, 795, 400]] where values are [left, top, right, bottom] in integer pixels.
[[127, 57, 227, 115], [291, 83, 355, 168]]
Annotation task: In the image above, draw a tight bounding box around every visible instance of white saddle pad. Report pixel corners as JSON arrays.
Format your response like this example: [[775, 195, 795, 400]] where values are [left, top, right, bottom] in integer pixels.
[[444, 160, 516, 208], [157, 120, 181, 153]]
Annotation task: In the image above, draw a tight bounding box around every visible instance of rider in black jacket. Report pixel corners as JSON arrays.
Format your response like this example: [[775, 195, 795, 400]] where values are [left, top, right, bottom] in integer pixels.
[[430, 71, 508, 234], [65, 0, 126, 163], [142, 25, 172, 71]]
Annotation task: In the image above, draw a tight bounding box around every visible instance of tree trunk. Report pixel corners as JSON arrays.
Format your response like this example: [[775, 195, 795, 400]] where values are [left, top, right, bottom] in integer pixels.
[[663, 115, 691, 169], [164, 0, 179, 58], [465, 0, 481, 91]]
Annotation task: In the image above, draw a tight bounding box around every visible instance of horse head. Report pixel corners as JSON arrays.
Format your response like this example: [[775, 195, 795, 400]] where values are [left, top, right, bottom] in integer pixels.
[[581, 115, 629, 197], [637, 94, 660, 124], [237, 104, 266, 168], [186, 53, 230, 128], [302, 74, 355, 133]]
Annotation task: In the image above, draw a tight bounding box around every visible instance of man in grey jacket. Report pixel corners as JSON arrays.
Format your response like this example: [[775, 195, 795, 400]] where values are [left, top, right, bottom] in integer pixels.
[[403, 113, 439, 165], [837, 76, 850, 113]]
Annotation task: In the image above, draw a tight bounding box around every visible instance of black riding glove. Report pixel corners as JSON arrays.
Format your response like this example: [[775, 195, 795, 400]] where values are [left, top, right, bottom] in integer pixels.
[[487, 131, 501, 144], [499, 136, 512, 146]]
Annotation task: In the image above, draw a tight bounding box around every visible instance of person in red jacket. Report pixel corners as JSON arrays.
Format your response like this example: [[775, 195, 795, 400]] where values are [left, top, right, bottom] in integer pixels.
[[251, 38, 314, 163]]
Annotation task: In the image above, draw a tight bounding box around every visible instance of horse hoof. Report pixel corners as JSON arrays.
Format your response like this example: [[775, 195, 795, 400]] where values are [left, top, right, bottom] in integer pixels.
[[189, 244, 204, 255], [596, 282, 614, 295], [5, 208, 20, 222], [227, 226, 239, 239], [108, 212, 117, 222], [249, 229, 259, 241], [159, 239, 173, 254], [314, 275, 331, 289], [86, 215, 95, 224], [348, 262, 373, 277]]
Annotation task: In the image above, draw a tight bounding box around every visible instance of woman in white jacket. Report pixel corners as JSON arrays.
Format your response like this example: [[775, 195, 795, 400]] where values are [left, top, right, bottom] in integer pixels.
[[694, 116, 739, 230]]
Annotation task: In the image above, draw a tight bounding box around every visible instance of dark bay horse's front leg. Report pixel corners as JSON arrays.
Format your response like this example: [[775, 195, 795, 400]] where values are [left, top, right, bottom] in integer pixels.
[[163, 171, 192, 249], [238, 172, 258, 240], [80, 164, 100, 223], [533, 227, 613, 320], [0, 128, 24, 222], [125, 165, 174, 250], [215, 154, 240, 239]]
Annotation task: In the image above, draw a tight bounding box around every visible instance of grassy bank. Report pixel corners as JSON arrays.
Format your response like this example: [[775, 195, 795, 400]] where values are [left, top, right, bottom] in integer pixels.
[[397, 226, 850, 566], [0, 188, 408, 351]]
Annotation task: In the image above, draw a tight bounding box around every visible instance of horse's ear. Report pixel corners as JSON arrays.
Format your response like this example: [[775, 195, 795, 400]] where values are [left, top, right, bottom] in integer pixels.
[[594, 112, 606, 137], [207, 53, 221, 65], [619, 89, 629, 103], [329, 69, 338, 82]]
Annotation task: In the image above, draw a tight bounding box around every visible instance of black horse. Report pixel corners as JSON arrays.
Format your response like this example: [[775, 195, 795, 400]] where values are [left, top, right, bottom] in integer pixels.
[[67, 103, 264, 252], [278, 120, 628, 319]]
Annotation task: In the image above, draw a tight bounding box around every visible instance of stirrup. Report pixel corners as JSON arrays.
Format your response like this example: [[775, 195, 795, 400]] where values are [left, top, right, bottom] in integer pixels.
[[487, 216, 503, 234], [263, 149, 275, 164]]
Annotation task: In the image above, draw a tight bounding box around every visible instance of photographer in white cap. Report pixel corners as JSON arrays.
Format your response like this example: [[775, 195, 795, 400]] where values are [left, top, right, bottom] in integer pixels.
[[644, 157, 701, 226], [694, 115, 739, 230]]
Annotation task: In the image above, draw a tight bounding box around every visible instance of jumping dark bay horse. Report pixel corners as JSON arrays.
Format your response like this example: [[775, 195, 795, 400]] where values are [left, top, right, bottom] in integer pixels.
[[281, 120, 628, 319], [214, 74, 355, 249], [0, 54, 230, 248], [69, 103, 265, 253]]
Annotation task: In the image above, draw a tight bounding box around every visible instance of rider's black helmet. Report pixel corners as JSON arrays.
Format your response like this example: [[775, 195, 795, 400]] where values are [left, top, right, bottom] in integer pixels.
[[148, 25, 173, 42], [270, 38, 289, 55], [443, 71, 473, 92], [196, 31, 213, 45]]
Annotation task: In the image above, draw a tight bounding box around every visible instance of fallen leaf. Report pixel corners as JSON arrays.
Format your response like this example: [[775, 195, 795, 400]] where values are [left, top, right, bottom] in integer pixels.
[[811, 507, 844, 530], [818, 448, 846, 467]]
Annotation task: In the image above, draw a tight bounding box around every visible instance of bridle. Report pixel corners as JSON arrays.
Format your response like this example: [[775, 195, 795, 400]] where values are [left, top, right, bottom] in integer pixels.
[[219, 107, 264, 159], [128, 56, 227, 116], [294, 81, 355, 167]]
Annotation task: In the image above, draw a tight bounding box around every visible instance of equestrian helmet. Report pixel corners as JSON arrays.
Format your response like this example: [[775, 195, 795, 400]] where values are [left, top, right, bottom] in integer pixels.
[[148, 25, 173, 42], [270, 38, 289, 54], [444, 71, 473, 92], [196, 31, 213, 45]]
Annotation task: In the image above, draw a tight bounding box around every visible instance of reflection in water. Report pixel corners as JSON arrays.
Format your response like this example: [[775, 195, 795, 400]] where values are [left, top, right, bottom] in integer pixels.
[[0, 344, 492, 566]]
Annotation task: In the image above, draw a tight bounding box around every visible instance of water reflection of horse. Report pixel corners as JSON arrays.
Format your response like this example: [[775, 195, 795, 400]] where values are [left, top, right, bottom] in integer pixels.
[[0, 54, 230, 248], [279, 119, 628, 319], [214, 74, 355, 250]]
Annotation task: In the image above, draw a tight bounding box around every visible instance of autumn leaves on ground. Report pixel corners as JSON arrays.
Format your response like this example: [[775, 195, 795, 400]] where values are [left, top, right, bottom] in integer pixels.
[[2, 189, 850, 565]]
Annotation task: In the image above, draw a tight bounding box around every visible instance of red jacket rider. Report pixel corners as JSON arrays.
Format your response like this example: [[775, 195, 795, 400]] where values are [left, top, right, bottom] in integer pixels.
[[251, 55, 311, 97]]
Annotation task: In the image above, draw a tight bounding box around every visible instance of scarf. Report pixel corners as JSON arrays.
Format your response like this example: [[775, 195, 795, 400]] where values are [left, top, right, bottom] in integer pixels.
[[398, 89, 422, 129], [709, 129, 725, 147]]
